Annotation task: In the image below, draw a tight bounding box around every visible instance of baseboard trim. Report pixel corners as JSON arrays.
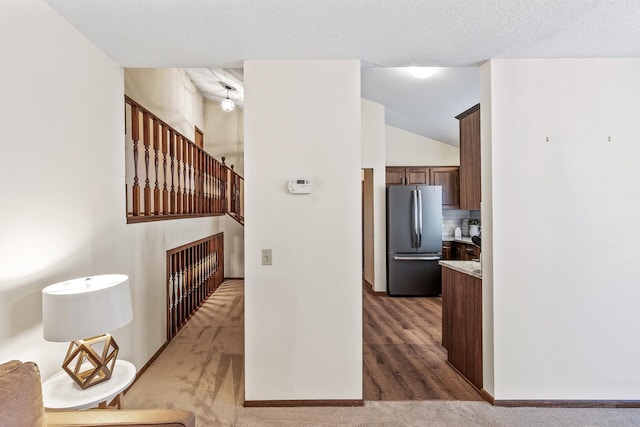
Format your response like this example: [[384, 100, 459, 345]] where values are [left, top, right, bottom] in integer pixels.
[[480, 389, 494, 404], [493, 400, 640, 408], [362, 279, 386, 296], [243, 399, 364, 407], [123, 341, 169, 395], [224, 277, 245, 281], [445, 360, 482, 396]]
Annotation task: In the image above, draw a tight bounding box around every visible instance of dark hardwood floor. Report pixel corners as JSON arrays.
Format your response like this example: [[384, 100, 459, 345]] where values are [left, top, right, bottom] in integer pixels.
[[363, 281, 482, 401]]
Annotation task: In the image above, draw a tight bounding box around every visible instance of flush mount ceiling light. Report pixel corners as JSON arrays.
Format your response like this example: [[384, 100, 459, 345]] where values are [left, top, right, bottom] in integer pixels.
[[221, 85, 235, 112], [408, 67, 438, 79]]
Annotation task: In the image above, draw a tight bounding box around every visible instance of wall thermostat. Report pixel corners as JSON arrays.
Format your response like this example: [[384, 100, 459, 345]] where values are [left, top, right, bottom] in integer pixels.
[[288, 177, 313, 194]]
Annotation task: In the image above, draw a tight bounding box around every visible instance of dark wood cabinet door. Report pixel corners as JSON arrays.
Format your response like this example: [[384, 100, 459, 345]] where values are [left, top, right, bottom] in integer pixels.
[[430, 166, 460, 209], [386, 166, 461, 211], [463, 244, 479, 260], [385, 167, 406, 186], [452, 242, 479, 261], [457, 105, 481, 210], [406, 167, 429, 185], [442, 241, 453, 260]]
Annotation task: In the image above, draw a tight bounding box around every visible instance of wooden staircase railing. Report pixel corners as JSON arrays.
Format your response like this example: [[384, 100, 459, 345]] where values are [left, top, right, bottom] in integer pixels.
[[125, 96, 227, 223], [222, 158, 244, 226], [166, 233, 224, 340]]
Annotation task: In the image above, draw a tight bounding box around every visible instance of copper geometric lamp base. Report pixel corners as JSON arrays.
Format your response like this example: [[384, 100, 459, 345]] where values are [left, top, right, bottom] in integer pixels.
[[62, 334, 119, 389]]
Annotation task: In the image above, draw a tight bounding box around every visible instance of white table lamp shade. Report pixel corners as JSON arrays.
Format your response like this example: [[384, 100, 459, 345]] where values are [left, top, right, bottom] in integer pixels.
[[42, 274, 133, 342]]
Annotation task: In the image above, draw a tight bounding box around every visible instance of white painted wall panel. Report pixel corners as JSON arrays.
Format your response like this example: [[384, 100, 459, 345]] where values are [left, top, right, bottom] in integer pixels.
[[487, 59, 640, 399], [386, 125, 460, 166], [244, 60, 362, 400], [0, 0, 222, 380]]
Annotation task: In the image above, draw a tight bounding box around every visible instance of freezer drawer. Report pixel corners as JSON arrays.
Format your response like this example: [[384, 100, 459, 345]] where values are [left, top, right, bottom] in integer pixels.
[[387, 253, 442, 296]]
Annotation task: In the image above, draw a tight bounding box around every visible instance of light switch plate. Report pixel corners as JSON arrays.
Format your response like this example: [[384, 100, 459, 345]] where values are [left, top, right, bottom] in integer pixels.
[[262, 249, 272, 266]]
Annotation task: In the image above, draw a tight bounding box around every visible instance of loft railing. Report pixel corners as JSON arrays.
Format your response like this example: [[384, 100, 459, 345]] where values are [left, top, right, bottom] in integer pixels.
[[124, 96, 226, 223], [222, 159, 244, 225], [166, 233, 224, 340]]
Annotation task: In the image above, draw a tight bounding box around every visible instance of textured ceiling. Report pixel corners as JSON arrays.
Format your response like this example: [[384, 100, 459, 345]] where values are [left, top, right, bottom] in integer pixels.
[[44, 0, 640, 145]]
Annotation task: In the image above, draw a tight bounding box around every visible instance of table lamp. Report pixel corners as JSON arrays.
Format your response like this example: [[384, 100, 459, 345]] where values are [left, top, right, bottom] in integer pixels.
[[42, 274, 133, 389]]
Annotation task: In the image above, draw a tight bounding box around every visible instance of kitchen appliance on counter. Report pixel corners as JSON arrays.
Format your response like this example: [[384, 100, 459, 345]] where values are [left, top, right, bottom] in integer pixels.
[[387, 185, 442, 296]]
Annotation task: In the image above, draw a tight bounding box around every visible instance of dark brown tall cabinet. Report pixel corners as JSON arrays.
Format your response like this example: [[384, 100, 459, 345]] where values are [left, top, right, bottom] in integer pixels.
[[456, 104, 481, 210], [385, 166, 460, 209]]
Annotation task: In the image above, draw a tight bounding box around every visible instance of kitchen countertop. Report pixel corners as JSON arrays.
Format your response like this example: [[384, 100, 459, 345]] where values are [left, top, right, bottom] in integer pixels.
[[439, 260, 482, 280], [442, 236, 475, 245]]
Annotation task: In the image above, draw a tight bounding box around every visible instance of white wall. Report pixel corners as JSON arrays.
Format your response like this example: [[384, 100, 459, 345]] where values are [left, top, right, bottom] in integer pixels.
[[485, 59, 640, 400], [125, 68, 204, 140], [386, 125, 460, 166], [479, 60, 495, 397], [203, 100, 244, 177], [223, 215, 245, 278], [203, 100, 245, 278], [0, 0, 223, 380], [361, 99, 387, 292], [244, 60, 362, 400]]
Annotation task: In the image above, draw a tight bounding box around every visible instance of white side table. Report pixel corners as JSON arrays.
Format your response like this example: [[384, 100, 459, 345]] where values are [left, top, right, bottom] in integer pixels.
[[42, 359, 136, 410]]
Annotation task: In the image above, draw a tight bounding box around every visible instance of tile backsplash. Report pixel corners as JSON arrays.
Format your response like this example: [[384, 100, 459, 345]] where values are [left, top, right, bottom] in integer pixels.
[[443, 210, 480, 238]]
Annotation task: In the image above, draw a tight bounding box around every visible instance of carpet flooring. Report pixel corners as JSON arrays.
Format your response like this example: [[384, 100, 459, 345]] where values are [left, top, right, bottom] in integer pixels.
[[124, 280, 640, 426]]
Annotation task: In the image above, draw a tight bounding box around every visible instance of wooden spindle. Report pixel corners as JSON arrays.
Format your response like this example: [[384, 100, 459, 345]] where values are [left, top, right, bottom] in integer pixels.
[[194, 244, 200, 306], [176, 136, 183, 214], [170, 131, 176, 214], [202, 155, 208, 214], [222, 163, 227, 214], [200, 244, 204, 300], [207, 156, 213, 213], [179, 250, 185, 328], [207, 244, 213, 294], [187, 140, 192, 214], [194, 148, 200, 214], [162, 124, 169, 215], [188, 143, 194, 213], [196, 148, 204, 214], [153, 118, 160, 215], [143, 112, 151, 215], [168, 254, 174, 338], [187, 246, 193, 314], [212, 161, 217, 213], [213, 162, 222, 212], [182, 138, 188, 214], [198, 243, 203, 301]]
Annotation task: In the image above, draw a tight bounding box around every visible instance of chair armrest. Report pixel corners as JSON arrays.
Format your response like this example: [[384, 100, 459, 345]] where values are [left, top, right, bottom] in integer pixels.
[[45, 409, 195, 427]]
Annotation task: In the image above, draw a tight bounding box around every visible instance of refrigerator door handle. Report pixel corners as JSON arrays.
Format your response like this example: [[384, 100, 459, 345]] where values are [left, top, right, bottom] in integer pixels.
[[411, 190, 418, 247], [417, 190, 423, 247], [393, 256, 441, 261]]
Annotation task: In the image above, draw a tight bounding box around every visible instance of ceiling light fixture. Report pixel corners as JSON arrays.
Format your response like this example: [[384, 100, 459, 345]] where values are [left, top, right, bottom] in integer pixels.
[[221, 85, 235, 112], [408, 67, 438, 79]]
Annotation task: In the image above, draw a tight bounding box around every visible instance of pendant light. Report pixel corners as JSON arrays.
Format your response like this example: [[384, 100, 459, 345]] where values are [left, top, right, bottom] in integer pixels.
[[221, 86, 235, 112]]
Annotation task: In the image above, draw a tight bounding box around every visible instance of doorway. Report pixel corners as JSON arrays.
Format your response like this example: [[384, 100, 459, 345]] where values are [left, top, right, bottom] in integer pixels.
[[361, 170, 481, 401], [362, 169, 375, 286]]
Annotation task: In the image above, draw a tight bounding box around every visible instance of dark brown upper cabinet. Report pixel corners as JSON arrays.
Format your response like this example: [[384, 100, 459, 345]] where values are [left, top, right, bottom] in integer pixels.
[[456, 104, 481, 210], [385, 166, 460, 209]]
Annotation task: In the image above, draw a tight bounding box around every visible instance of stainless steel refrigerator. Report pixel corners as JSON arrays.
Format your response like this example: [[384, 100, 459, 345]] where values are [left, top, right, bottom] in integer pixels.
[[387, 185, 442, 296]]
